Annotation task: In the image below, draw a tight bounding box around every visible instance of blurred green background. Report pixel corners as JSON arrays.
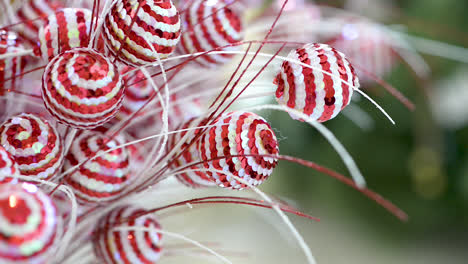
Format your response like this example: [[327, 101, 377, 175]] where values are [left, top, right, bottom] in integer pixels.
[[262, 0, 468, 263]]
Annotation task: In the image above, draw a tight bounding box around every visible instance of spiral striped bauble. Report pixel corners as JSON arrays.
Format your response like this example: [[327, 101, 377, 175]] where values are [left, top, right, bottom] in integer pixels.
[[274, 43, 360, 122], [36, 8, 100, 61], [115, 66, 156, 120], [93, 206, 163, 264], [168, 117, 215, 188], [0, 182, 60, 263], [63, 131, 133, 204], [0, 113, 64, 180], [180, 0, 243, 67], [103, 0, 181, 66], [0, 145, 20, 183], [198, 111, 279, 189], [329, 20, 396, 84], [42, 48, 124, 129], [16, 0, 63, 46], [0, 30, 26, 95]]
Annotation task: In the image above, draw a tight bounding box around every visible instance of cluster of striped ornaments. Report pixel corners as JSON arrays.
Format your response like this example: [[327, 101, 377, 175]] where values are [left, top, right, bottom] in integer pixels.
[[41, 48, 124, 129], [180, 0, 244, 67], [0, 182, 60, 263], [168, 117, 215, 188], [274, 43, 360, 122], [36, 8, 99, 61], [63, 131, 134, 204], [329, 20, 396, 84], [0, 145, 20, 183], [15, 0, 63, 46], [199, 111, 279, 189], [103, 0, 182, 66], [93, 206, 163, 264], [0, 30, 25, 95], [0, 113, 64, 180]]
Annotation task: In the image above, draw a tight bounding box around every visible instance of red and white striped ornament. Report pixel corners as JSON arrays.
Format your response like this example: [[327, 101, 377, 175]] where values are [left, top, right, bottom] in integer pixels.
[[169, 117, 215, 188], [0, 182, 60, 263], [93, 206, 163, 264], [180, 0, 244, 67], [0, 30, 26, 95], [63, 131, 134, 204], [199, 111, 279, 189], [42, 48, 124, 129], [16, 0, 63, 46], [329, 20, 396, 84], [103, 0, 181, 66], [115, 66, 156, 120], [36, 8, 102, 62], [274, 43, 360, 122], [0, 113, 64, 180], [0, 145, 20, 183]]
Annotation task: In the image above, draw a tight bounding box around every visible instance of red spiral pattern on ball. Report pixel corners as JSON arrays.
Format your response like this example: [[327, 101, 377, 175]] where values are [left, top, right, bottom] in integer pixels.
[[63, 131, 134, 204], [42, 48, 124, 129], [16, 0, 63, 46], [103, 0, 181, 66], [0, 182, 60, 263], [116, 66, 156, 120], [36, 8, 105, 61], [0, 113, 64, 180], [180, 0, 243, 67], [0, 30, 26, 96], [93, 206, 163, 264], [274, 43, 359, 122], [0, 145, 20, 183], [198, 111, 279, 189]]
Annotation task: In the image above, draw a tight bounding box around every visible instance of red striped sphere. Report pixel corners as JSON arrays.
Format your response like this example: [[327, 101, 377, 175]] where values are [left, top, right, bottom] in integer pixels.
[[42, 48, 124, 129], [274, 43, 359, 122], [0, 145, 20, 183], [0, 113, 64, 180], [180, 0, 243, 67], [199, 111, 279, 189], [329, 20, 396, 84], [0, 182, 60, 263], [0, 31, 26, 95], [36, 8, 103, 62], [116, 66, 156, 120], [93, 206, 163, 264], [103, 0, 181, 66], [16, 0, 63, 46], [63, 131, 134, 204], [168, 118, 215, 188]]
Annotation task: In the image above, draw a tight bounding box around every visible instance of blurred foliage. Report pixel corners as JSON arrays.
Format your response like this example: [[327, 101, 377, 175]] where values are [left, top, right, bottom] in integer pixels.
[[264, 0, 468, 255]]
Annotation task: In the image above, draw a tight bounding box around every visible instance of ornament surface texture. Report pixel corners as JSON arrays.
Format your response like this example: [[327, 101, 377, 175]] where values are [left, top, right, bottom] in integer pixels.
[[37, 8, 102, 61], [63, 131, 133, 204], [199, 111, 279, 189], [103, 0, 181, 66], [274, 43, 360, 122], [0, 182, 60, 264], [180, 0, 244, 66], [42, 48, 124, 129], [93, 205, 163, 264], [0, 113, 64, 180]]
